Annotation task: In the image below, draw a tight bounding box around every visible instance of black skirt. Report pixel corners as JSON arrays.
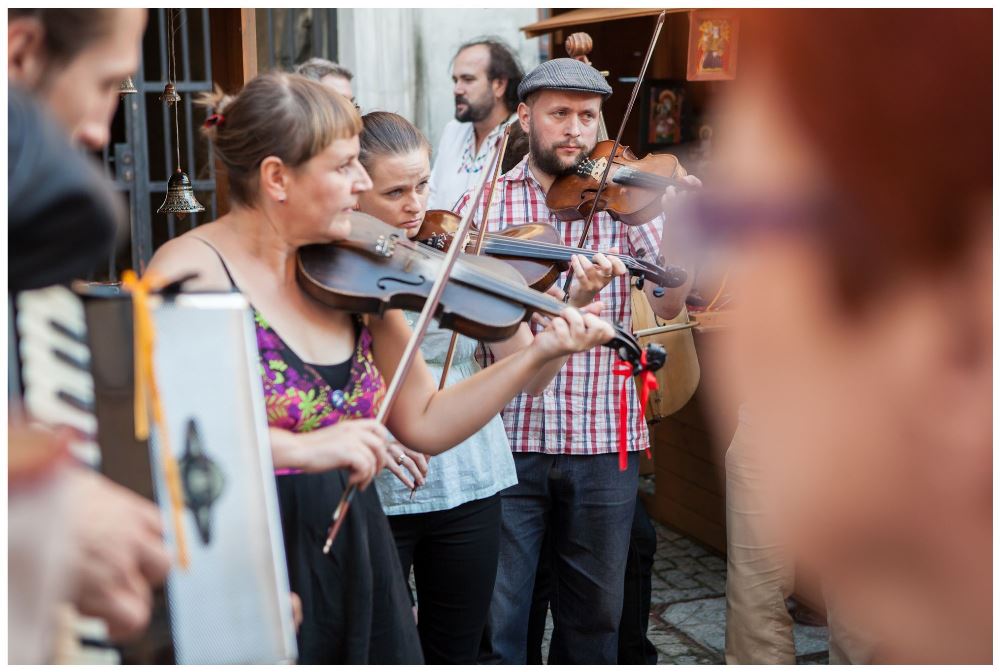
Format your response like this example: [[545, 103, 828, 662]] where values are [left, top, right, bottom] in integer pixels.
[[276, 469, 423, 664]]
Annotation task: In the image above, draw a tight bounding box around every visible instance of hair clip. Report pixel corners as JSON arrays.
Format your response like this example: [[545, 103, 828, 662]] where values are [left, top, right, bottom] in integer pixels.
[[203, 113, 225, 129]]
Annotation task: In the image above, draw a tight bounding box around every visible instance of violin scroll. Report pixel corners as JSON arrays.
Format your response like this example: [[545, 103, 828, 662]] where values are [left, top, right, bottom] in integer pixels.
[[605, 322, 666, 374], [565, 32, 593, 63]]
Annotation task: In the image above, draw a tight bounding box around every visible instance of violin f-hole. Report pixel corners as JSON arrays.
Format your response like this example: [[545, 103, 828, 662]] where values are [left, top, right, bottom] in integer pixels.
[[376, 274, 426, 291]]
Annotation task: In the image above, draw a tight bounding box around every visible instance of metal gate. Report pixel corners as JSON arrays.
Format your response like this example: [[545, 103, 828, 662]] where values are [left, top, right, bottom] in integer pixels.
[[96, 8, 339, 281], [97, 9, 216, 279]]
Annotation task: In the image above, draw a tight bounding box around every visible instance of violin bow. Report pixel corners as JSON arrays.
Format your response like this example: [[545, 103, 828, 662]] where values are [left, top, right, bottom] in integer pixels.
[[560, 10, 667, 299], [322, 127, 510, 553], [400, 125, 513, 503], [436, 123, 513, 391]]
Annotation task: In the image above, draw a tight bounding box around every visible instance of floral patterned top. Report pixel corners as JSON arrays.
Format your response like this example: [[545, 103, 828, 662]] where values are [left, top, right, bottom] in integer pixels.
[[255, 311, 385, 473], [187, 236, 387, 470]]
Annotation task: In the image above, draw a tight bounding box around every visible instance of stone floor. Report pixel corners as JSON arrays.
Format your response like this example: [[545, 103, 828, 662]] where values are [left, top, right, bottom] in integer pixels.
[[538, 493, 831, 664]]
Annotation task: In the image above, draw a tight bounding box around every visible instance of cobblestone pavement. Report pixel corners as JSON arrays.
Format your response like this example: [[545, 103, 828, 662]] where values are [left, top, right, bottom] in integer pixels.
[[539, 496, 831, 664]]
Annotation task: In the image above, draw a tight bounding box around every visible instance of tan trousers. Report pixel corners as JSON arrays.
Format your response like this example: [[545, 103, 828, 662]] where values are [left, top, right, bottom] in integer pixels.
[[723, 407, 797, 664], [723, 407, 870, 664]]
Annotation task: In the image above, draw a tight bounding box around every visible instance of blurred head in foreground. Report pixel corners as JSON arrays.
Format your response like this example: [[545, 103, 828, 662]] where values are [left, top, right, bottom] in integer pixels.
[[701, 9, 991, 662], [8, 9, 146, 150]]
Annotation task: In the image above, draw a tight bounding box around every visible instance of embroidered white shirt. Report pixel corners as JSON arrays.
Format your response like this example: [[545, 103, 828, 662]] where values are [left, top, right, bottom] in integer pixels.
[[427, 113, 516, 211]]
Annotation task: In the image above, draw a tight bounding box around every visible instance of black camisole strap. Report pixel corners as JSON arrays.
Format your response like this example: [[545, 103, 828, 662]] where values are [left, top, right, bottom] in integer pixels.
[[191, 236, 238, 289], [190, 234, 364, 356]]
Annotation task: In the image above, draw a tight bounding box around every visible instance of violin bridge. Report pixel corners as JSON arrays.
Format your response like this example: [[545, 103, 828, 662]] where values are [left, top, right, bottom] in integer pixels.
[[586, 156, 608, 180], [428, 233, 448, 250], [374, 234, 397, 258]]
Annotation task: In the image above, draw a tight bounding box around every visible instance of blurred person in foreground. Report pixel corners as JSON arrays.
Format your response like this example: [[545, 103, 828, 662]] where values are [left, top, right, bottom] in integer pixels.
[[689, 9, 990, 664], [8, 9, 172, 662]]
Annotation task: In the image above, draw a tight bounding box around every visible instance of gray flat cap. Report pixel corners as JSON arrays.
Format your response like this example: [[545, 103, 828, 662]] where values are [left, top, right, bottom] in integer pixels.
[[517, 58, 612, 102]]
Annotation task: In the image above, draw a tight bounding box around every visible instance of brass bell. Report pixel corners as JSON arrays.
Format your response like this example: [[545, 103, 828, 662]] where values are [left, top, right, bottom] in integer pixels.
[[159, 82, 181, 106], [157, 169, 205, 220], [119, 76, 138, 96]]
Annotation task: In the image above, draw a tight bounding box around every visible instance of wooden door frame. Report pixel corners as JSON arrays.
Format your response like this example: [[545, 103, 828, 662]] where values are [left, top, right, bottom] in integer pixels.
[[208, 9, 258, 214]]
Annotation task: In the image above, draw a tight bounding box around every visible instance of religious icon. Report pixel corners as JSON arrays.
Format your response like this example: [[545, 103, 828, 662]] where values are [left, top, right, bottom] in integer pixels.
[[641, 81, 685, 150], [687, 11, 740, 81]]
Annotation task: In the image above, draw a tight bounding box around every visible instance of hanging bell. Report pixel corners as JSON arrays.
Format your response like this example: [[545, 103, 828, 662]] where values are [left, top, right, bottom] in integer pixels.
[[157, 169, 205, 220], [119, 76, 138, 96], [159, 82, 181, 106]]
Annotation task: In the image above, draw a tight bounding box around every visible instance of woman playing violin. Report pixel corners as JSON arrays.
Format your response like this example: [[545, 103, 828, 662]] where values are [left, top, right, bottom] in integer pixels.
[[145, 73, 613, 664], [353, 111, 623, 663]]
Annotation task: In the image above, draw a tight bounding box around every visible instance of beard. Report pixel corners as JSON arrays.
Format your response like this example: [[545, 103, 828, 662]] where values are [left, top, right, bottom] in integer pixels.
[[454, 94, 493, 123], [529, 124, 592, 178]]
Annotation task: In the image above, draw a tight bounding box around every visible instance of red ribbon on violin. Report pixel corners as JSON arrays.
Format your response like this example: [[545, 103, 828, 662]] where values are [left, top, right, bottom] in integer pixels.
[[614, 349, 660, 471]]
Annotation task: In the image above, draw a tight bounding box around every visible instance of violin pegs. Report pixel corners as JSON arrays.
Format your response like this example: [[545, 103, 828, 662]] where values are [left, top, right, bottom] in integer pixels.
[[635, 276, 645, 291]]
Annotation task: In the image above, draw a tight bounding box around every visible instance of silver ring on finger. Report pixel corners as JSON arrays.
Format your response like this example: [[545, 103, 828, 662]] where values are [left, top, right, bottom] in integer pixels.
[[396, 452, 406, 466]]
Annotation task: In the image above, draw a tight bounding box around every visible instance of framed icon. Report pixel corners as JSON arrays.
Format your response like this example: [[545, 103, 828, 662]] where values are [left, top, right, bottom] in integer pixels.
[[639, 80, 685, 152], [687, 10, 740, 81]]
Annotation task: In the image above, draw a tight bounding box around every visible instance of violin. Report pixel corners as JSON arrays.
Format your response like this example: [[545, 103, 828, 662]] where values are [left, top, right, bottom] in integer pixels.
[[296, 212, 664, 368], [416, 209, 687, 292], [546, 140, 692, 226], [553, 32, 693, 227]]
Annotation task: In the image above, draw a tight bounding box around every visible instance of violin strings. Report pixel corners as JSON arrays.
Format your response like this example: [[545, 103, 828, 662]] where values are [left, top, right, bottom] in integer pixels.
[[421, 243, 565, 315], [476, 238, 651, 274], [469, 232, 642, 264], [476, 233, 662, 272], [482, 238, 633, 260], [473, 231, 620, 255], [421, 240, 626, 335], [482, 242, 639, 271]]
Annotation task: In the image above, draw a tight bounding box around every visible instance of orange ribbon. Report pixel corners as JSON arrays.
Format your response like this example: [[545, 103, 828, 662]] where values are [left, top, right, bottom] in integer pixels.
[[121, 270, 189, 569], [613, 350, 659, 471]]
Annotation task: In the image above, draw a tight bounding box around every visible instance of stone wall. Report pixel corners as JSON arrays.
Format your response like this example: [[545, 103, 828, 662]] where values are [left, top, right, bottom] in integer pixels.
[[338, 9, 542, 151]]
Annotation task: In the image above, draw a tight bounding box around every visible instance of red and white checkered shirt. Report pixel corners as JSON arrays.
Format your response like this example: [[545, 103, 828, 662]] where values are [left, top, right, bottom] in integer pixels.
[[456, 155, 664, 456]]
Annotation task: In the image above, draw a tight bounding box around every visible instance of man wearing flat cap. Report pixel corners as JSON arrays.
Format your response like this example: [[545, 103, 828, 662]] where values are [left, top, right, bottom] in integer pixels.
[[456, 58, 698, 663]]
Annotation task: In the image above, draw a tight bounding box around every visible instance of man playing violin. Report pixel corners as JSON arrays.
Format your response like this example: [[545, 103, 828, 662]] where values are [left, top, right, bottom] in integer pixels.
[[457, 57, 699, 664]]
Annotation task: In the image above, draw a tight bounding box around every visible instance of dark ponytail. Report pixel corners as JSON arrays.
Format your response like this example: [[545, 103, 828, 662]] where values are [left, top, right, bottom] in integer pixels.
[[358, 111, 431, 173]]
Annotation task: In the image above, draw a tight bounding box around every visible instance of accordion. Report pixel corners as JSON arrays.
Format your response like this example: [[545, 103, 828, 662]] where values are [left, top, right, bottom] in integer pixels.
[[15, 285, 298, 664]]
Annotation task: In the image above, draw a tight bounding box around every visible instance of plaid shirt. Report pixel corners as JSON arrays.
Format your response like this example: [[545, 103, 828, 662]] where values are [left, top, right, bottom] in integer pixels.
[[456, 155, 664, 456]]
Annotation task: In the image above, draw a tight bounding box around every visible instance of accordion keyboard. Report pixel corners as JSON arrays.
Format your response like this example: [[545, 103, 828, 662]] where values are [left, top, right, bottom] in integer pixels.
[[15, 285, 101, 467]]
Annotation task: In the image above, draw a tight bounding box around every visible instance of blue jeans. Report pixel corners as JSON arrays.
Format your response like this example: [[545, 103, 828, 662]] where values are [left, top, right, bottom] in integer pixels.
[[481, 452, 639, 664]]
